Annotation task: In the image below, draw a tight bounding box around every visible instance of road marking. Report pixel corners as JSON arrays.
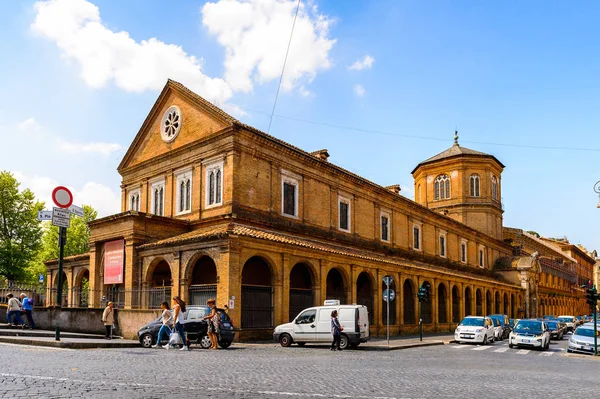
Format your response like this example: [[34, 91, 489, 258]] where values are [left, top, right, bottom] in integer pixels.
[[472, 346, 491, 351], [539, 352, 554, 356], [516, 349, 530, 355], [0, 342, 74, 351], [0, 372, 401, 399], [493, 347, 509, 353], [451, 345, 469, 349]]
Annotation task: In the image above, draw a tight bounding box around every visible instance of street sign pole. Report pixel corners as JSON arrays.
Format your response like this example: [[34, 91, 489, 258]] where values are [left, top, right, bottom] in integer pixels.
[[55, 226, 67, 341], [386, 282, 390, 347], [419, 300, 423, 342]]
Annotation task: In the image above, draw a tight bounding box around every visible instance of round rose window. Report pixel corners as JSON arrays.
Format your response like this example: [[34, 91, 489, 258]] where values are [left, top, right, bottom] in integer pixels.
[[161, 105, 182, 143]]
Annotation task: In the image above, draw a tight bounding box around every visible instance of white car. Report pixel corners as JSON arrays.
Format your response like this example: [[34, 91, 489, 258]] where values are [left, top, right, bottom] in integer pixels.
[[491, 317, 504, 341], [509, 319, 551, 350], [557, 315, 577, 332], [455, 316, 495, 345], [567, 326, 599, 355]]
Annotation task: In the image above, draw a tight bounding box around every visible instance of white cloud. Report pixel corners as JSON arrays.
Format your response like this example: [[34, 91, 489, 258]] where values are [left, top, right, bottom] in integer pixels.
[[55, 138, 123, 156], [201, 0, 336, 93], [31, 0, 232, 103], [298, 85, 313, 98], [347, 55, 375, 71], [13, 171, 120, 217], [17, 117, 42, 131], [353, 84, 365, 97]]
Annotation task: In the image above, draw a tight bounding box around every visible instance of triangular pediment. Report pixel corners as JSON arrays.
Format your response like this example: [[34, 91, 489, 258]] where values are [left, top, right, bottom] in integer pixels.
[[118, 80, 238, 172]]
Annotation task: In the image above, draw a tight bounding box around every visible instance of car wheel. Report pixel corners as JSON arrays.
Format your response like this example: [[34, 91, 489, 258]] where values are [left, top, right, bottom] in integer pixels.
[[509, 343, 513, 349], [200, 335, 212, 349], [566, 348, 572, 353], [140, 333, 154, 348], [218, 340, 232, 349], [279, 333, 293, 347], [296, 342, 306, 347], [339, 334, 349, 350], [482, 336, 487, 345]]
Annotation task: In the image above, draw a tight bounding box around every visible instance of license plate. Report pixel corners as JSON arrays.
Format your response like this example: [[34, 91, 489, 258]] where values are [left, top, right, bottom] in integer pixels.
[[524, 339, 530, 343]]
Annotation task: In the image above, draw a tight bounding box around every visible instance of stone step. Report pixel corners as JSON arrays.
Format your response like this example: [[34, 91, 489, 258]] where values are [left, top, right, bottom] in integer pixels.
[[0, 327, 121, 340]]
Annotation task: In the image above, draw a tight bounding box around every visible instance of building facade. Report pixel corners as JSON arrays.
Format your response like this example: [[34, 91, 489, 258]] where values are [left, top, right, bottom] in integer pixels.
[[46, 80, 591, 338]]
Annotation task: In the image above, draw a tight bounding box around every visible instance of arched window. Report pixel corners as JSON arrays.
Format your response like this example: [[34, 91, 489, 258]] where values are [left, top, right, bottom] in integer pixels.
[[434, 175, 450, 200], [491, 175, 498, 200], [470, 174, 480, 197]]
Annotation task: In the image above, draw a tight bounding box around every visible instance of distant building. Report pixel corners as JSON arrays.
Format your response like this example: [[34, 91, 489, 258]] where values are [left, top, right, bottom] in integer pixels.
[[45, 80, 591, 338]]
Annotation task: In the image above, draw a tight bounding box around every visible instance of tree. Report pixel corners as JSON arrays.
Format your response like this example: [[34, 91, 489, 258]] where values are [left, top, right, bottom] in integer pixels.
[[40, 205, 98, 261], [0, 171, 44, 282]]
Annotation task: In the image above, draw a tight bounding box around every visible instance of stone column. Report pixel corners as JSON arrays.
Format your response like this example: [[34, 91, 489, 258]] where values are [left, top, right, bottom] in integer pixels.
[[88, 246, 101, 308], [123, 241, 137, 309], [320, 260, 329, 304], [281, 253, 292, 324], [376, 268, 383, 335], [221, 243, 242, 329], [272, 255, 284, 328], [350, 264, 358, 305]]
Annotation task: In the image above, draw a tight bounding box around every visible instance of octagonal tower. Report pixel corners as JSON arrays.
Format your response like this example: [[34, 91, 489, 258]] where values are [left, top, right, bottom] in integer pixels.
[[411, 132, 505, 240]]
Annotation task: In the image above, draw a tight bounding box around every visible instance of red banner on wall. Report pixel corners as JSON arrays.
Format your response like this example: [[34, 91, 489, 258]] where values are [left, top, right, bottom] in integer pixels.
[[104, 239, 124, 284]]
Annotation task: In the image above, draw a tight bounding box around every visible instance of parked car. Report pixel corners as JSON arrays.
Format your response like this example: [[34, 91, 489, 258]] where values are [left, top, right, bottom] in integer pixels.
[[567, 326, 600, 355], [273, 301, 370, 349], [508, 319, 551, 350], [491, 317, 504, 341], [509, 318, 519, 329], [557, 315, 577, 332], [454, 316, 495, 345], [138, 305, 235, 349], [488, 314, 511, 339], [546, 320, 564, 340]]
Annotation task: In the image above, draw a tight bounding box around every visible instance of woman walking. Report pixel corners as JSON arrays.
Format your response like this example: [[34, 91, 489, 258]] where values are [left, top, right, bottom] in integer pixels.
[[203, 298, 219, 350], [102, 302, 114, 339], [153, 301, 172, 348], [330, 310, 343, 351], [171, 296, 188, 351]]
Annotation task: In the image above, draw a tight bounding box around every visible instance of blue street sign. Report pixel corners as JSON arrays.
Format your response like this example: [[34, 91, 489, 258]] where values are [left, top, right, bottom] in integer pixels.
[[383, 289, 396, 302], [38, 274, 45, 283]]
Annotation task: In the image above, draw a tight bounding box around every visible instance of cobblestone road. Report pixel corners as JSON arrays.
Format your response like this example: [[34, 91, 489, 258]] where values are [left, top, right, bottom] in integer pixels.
[[0, 338, 597, 399]]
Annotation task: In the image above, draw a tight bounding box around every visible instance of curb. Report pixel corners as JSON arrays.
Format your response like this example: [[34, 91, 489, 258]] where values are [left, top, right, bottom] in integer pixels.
[[0, 337, 140, 349]]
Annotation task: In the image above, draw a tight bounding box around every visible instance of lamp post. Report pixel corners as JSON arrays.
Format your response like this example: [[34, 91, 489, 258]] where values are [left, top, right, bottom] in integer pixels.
[[595, 181, 600, 208]]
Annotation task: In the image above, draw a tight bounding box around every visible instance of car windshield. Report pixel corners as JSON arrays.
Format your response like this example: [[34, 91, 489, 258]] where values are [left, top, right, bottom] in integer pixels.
[[575, 328, 597, 338], [546, 322, 558, 329], [460, 318, 485, 327], [558, 317, 572, 323], [514, 320, 543, 331]]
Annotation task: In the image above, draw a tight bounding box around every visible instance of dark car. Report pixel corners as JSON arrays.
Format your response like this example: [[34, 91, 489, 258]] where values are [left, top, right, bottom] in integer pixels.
[[546, 320, 564, 340], [488, 314, 511, 339], [138, 306, 235, 349]]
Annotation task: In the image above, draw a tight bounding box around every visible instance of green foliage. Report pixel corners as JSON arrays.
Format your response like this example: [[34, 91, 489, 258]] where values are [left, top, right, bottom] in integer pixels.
[[526, 230, 540, 238], [40, 205, 98, 261], [0, 171, 44, 282]]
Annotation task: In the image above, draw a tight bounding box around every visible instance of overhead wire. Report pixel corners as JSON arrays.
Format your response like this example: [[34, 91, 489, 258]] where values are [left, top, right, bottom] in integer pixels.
[[267, 0, 301, 134]]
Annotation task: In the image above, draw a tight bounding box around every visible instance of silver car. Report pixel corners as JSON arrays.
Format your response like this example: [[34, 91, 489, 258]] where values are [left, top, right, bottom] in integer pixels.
[[567, 327, 599, 355]]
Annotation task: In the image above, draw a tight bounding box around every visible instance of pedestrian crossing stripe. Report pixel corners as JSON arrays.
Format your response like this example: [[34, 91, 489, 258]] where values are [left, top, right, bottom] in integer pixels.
[[516, 350, 530, 354], [451, 345, 469, 349], [472, 346, 491, 351], [494, 347, 509, 353]]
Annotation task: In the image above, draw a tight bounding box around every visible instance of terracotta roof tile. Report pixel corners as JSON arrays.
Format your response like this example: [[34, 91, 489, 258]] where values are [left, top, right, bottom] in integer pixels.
[[136, 225, 229, 249]]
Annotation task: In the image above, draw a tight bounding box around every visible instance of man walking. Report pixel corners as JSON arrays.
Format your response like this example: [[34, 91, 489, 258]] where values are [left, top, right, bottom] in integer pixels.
[[6, 293, 24, 327], [20, 293, 35, 329]]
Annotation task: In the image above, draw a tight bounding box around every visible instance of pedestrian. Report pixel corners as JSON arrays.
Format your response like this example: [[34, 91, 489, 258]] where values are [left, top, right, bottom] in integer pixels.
[[153, 301, 172, 349], [6, 294, 25, 328], [20, 293, 35, 329], [203, 298, 219, 350], [330, 309, 343, 351], [171, 296, 189, 351], [102, 301, 114, 339]]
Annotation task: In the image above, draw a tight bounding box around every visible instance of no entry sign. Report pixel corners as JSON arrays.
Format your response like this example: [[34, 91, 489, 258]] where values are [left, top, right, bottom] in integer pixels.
[[52, 186, 73, 209]]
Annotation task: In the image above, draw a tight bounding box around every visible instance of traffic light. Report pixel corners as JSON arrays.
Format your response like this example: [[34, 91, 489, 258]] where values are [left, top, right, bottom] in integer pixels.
[[417, 285, 429, 302], [586, 288, 598, 310]]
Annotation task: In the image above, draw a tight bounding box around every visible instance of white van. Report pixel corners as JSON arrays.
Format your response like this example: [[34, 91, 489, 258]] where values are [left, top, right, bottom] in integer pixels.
[[273, 301, 370, 349]]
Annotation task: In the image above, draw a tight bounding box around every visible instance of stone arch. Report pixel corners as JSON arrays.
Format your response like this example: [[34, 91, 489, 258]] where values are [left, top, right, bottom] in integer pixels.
[[476, 288, 483, 316], [403, 278, 416, 324], [326, 267, 348, 304], [188, 255, 218, 305], [465, 287, 473, 316], [511, 293, 516, 318], [289, 262, 315, 321], [145, 257, 172, 286], [494, 291, 501, 314], [438, 283, 448, 324], [486, 290, 492, 315], [356, 271, 375, 324], [74, 268, 90, 308], [421, 280, 433, 324], [451, 285, 460, 323], [241, 256, 274, 328]]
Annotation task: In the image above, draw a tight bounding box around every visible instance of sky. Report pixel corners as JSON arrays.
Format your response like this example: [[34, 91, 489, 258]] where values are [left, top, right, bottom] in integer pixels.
[[0, 0, 599, 252]]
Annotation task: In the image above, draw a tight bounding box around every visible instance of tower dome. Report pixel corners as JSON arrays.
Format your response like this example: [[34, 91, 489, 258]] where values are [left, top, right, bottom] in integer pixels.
[[411, 132, 505, 240]]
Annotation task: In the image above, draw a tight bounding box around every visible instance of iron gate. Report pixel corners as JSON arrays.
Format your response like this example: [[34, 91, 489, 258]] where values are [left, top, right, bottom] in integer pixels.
[[289, 288, 313, 322], [241, 285, 273, 328], [188, 284, 217, 306]]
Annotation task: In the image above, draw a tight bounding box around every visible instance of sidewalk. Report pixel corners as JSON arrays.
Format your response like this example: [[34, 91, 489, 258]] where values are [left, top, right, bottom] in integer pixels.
[[0, 327, 140, 349]]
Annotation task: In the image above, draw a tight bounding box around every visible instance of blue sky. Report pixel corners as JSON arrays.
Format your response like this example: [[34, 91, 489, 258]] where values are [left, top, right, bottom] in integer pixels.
[[0, 0, 599, 252]]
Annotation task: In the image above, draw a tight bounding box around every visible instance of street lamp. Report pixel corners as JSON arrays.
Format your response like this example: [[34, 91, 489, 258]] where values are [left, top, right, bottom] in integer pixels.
[[595, 181, 600, 208]]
